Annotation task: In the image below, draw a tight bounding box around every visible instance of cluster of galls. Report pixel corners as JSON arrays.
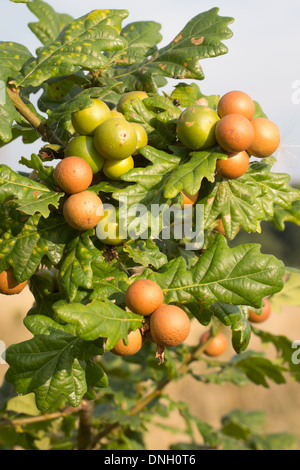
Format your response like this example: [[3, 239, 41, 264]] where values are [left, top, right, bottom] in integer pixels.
[[176, 90, 281, 181], [111, 277, 272, 362], [53, 91, 149, 232], [175, 90, 281, 236]]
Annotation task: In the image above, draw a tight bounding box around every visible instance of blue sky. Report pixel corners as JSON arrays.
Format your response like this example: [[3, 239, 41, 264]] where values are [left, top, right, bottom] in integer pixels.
[[1, 0, 300, 183]]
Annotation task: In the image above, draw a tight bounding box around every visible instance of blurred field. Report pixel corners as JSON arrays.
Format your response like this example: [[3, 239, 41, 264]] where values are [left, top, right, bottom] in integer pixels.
[[0, 285, 300, 450]]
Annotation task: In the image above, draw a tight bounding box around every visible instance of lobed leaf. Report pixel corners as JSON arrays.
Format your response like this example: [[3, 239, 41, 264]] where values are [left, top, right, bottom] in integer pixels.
[[58, 232, 96, 301], [192, 366, 250, 387], [245, 161, 300, 217], [0, 164, 63, 217], [58, 231, 128, 302], [269, 271, 300, 312], [252, 326, 300, 382], [170, 82, 220, 109], [112, 145, 180, 231], [110, 21, 162, 66], [0, 207, 75, 282], [19, 153, 57, 190], [210, 302, 251, 353], [163, 147, 228, 199], [251, 433, 297, 451], [0, 66, 20, 144], [27, 0, 73, 46], [123, 97, 179, 149], [28, 272, 63, 320], [54, 299, 143, 349], [5, 315, 107, 411], [17, 9, 129, 87], [231, 352, 286, 387], [47, 84, 121, 120], [123, 239, 168, 269], [0, 42, 32, 72], [198, 162, 300, 240], [142, 235, 285, 310], [143, 8, 234, 81], [269, 200, 300, 231]]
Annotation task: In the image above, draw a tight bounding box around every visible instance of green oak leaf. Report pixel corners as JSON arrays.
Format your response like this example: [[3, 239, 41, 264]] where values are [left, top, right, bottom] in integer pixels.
[[109, 21, 163, 66], [163, 147, 228, 199], [112, 146, 180, 232], [47, 84, 122, 120], [231, 317, 251, 354], [58, 231, 126, 302], [90, 280, 128, 307], [85, 360, 109, 390], [123, 96, 182, 149], [0, 164, 63, 218], [27, 0, 73, 46], [123, 98, 171, 149], [123, 239, 168, 269], [0, 66, 20, 144], [198, 162, 300, 240], [17, 9, 129, 87], [143, 8, 234, 81], [19, 153, 57, 190], [37, 73, 90, 116], [170, 82, 220, 109], [59, 232, 95, 301], [4, 122, 40, 146], [251, 326, 300, 382], [0, 42, 32, 72], [251, 433, 297, 451], [5, 315, 107, 411], [269, 271, 300, 312], [269, 200, 300, 231], [199, 177, 263, 240], [221, 409, 266, 438], [5, 393, 40, 417], [252, 100, 268, 119], [0, 207, 75, 282], [192, 364, 250, 387], [115, 145, 180, 201], [245, 161, 300, 218], [141, 235, 285, 309], [231, 351, 286, 388], [54, 299, 143, 350], [210, 302, 251, 353], [27, 271, 62, 320]]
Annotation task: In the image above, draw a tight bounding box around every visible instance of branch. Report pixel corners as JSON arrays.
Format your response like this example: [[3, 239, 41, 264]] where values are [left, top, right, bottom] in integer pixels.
[[88, 332, 220, 449], [6, 86, 65, 147], [0, 404, 82, 428], [77, 400, 95, 450]]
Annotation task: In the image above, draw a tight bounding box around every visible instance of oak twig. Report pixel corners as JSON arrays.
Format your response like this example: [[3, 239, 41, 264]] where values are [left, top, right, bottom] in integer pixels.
[[0, 404, 82, 428], [6, 86, 65, 147], [77, 400, 95, 450]]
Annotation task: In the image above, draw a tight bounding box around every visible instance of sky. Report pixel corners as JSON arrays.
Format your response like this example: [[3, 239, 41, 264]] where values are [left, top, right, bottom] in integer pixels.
[[0, 0, 300, 183]]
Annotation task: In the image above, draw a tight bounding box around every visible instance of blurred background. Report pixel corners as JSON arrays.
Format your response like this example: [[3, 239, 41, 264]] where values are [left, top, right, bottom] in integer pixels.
[[0, 0, 300, 449]]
